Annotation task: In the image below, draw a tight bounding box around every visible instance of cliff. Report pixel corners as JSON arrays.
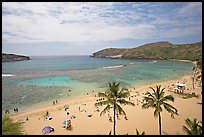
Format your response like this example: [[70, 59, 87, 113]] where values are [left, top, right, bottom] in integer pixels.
[[2, 53, 31, 62]]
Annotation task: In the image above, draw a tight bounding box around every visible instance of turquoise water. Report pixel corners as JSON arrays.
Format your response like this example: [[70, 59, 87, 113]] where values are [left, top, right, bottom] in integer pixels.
[[2, 56, 195, 112], [16, 75, 71, 87]]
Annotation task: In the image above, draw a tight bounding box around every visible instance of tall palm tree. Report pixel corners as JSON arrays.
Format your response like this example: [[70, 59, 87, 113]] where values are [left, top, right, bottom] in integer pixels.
[[182, 118, 202, 135], [95, 82, 135, 135], [142, 85, 178, 135]]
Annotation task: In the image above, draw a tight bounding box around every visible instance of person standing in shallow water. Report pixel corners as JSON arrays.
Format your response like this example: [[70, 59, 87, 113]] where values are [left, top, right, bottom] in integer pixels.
[[53, 101, 55, 105], [5, 109, 10, 114]]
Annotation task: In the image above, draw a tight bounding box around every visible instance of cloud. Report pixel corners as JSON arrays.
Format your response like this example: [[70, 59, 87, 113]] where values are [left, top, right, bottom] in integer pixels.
[[2, 2, 202, 44]]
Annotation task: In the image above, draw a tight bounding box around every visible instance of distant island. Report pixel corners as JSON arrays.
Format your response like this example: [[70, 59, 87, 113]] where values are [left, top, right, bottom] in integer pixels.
[[2, 53, 31, 62], [91, 41, 202, 68]]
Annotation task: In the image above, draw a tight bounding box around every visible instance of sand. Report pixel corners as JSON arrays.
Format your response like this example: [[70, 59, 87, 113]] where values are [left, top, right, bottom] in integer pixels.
[[10, 74, 202, 135]]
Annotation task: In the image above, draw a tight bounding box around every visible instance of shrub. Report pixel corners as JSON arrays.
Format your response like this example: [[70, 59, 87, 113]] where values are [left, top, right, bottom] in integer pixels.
[[2, 115, 24, 135]]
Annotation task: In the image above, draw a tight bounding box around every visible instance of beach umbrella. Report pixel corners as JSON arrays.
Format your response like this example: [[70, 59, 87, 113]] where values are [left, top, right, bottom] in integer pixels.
[[63, 120, 71, 126], [42, 126, 53, 134]]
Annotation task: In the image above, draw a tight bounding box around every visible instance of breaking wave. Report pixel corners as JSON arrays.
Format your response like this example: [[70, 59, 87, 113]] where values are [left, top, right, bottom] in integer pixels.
[[2, 74, 16, 77], [102, 65, 125, 69]]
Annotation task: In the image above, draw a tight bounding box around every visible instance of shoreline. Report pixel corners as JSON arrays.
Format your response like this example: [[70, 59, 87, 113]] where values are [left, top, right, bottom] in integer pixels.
[[9, 73, 191, 118], [9, 73, 202, 135], [2, 70, 192, 115]]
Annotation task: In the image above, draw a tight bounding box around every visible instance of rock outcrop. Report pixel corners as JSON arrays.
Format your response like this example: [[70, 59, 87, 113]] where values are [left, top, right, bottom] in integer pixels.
[[2, 53, 31, 62]]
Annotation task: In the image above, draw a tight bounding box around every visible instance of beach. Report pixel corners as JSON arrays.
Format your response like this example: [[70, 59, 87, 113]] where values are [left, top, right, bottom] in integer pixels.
[[10, 74, 202, 135]]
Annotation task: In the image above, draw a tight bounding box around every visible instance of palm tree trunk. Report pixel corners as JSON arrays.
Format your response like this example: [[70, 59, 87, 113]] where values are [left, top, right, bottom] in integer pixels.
[[113, 104, 116, 135], [158, 112, 162, 135]]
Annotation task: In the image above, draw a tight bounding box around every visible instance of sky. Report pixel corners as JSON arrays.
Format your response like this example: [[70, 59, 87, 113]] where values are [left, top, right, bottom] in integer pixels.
[[2, 2, 202, 56]]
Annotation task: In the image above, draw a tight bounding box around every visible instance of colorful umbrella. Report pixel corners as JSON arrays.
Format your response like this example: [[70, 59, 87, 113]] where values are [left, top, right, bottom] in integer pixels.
[[63, 120, 71, 126]]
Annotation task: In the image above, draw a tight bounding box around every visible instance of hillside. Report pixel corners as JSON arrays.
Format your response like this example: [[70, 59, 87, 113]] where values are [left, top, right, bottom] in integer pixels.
[[92, 41, 202, 67], [2, 53, 31, 62]]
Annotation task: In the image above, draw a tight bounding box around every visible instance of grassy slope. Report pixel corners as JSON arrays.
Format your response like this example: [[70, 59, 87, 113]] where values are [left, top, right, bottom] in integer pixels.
[[93, 41, 202, 68]]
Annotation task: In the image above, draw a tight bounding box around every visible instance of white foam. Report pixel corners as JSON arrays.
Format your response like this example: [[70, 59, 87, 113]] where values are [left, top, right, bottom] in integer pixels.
[[149, 60, 157, 63], [102, 65, 125, 69], [2, 74, 16, 77]]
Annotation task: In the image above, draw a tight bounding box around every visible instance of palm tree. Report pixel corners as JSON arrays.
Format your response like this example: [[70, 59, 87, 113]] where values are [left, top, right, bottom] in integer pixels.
[[192, 64, 202, 89], [136, 129, 145, 135], [95, 82, 135, 135], [142, 85, 178, 135], [182, 118, 202, 135]]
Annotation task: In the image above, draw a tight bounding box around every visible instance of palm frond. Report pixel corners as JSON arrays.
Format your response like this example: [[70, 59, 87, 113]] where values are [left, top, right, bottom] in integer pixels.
[[182, 126, 192, 135], [109, 82, 120, 96], [100, 104, 111, 116], [142, 100, 155, 109], [136, 129, 139, 135], [115, 103, 126, 116], [145, 91, 156, 101], [163, 102, 178, 117], [163, 95, 174, 102], [182, 118, 202, 135], [117, 89, 130, 98], [95, 100, 109, 107], [135, 128, 145, 135], [109, 130, 112, 135], [158, 86, 165, 98], [185, 118, 193, 130], [98, 92, 109, 98], [117, 99, 135, 106]]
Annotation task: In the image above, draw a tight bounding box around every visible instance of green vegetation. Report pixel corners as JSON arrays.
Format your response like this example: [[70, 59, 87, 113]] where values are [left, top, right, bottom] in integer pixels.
[[93, 41, 202, 68], [142, 85, 178, 135], [95, 82, 135, 135], [197, 57, 202, 69], [181, 93, 199, 99], [2, 115, 24, 135], [182, 118, 202, 135]]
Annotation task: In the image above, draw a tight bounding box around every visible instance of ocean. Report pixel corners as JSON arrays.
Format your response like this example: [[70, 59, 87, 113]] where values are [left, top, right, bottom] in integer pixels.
[[2, 56, 195, 112]]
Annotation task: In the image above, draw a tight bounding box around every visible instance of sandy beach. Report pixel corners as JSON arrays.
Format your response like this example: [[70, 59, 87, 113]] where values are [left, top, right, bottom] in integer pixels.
[[11, 74, 202, 135]]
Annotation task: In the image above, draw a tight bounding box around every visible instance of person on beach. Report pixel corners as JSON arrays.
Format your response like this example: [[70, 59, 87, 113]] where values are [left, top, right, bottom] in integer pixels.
[[64, 105, 69, 111], [56, 100, 58, 104], [53, 101, 55, 105], [79, 107, 80, 111], [5, 109, 10, 114], [26, 117, 29, 121]]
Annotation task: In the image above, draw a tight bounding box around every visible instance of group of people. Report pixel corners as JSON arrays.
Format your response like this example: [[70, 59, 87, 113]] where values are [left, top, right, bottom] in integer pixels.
[[5, 109, 10, 114], [53, 100, 58, 105], [14, 108, 19, 113], [4, 108, 19, 114]]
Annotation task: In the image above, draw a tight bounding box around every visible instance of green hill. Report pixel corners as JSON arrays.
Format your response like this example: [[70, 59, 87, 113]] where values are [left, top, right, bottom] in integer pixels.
[[92, 41, 202, 68]]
